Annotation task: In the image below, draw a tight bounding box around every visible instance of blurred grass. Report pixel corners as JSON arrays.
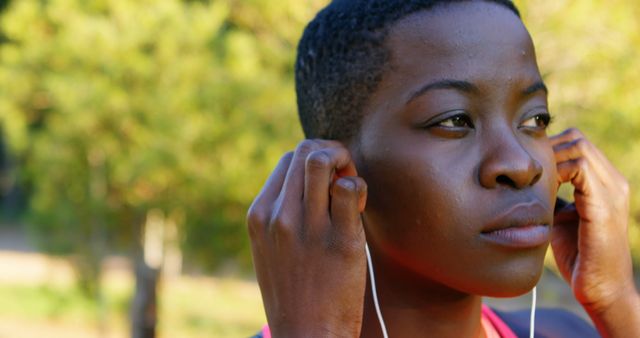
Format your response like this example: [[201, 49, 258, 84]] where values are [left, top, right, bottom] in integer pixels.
[[0, 284, 108, 321], [159, 276, 266, 338], [0, 273, 266, 338]]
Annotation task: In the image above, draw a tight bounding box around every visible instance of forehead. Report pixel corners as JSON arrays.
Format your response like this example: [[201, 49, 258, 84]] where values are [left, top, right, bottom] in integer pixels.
[[384, 2, 539, 94]]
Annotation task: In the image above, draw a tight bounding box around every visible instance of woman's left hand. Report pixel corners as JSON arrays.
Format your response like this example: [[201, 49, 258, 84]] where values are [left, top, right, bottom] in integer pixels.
[[550, 128, 640, 336]]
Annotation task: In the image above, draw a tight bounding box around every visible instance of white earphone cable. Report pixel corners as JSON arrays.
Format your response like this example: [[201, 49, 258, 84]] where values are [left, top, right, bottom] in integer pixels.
[[365, 243, 389, 338], [530, 286, 537, 338]]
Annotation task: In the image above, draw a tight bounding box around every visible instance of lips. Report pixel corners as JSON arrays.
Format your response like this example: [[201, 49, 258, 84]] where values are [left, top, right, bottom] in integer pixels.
[[480, 201, 551, 248]]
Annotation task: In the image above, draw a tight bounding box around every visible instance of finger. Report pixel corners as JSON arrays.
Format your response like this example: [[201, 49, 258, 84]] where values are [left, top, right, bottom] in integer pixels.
[[278, 140, 326, 207], [549, 127, 612, 175], [553, 138, 583, 163], [304, 147, 355, 227], [335, 159, 358, 179], [553, 138, 610, 180], [247, 152, 294, 238], [551, 129, 617, 185], [550, 206, 579, 282], [253, 152, 294, 208], [551, 128, 614, 170], [549, 128, 583, 147], [357, 182, 367, 213], [330, 177, 367, 239], [553, 138, 606, 169], [556, 158, 594, 196]]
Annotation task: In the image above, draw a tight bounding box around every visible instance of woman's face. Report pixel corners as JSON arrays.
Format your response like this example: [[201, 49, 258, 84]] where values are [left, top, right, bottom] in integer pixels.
[[352, 2, 557, 297]]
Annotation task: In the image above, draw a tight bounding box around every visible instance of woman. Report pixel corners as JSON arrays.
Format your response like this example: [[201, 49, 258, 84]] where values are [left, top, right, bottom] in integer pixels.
[[247, 0, 640, 336]]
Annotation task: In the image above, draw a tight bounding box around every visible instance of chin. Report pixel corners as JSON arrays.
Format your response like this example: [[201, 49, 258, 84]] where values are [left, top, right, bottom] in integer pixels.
[[482, 271, 543, 298], [477, 252, 546, 298], [445, 245, 548, 298]]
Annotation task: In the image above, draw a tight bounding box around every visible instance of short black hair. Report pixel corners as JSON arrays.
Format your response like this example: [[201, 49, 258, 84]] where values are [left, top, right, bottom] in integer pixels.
[[295, 0, 520, 140]]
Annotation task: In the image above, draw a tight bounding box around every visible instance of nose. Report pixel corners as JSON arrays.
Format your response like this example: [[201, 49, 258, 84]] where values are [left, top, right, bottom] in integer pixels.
[[478, 130, 543, 190]]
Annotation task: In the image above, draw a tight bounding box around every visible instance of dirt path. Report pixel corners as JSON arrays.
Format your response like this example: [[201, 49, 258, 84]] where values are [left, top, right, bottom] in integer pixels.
[[0, 225, 34, 253]]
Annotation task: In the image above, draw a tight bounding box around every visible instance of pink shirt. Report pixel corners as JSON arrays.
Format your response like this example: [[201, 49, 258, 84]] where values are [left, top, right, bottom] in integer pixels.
[[481, 304, 518, 338]]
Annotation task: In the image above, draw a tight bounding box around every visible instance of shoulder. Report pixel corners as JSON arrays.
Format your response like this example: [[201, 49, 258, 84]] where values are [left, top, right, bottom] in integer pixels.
[[494, 307, 599, 338]]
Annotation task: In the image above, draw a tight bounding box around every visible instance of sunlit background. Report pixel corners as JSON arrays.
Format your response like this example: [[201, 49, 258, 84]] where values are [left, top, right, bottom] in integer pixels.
[[0, 0, 638, 337]]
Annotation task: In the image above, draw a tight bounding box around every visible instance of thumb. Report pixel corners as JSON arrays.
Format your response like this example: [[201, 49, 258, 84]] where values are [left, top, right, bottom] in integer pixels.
[[551, 205, 579, 282]]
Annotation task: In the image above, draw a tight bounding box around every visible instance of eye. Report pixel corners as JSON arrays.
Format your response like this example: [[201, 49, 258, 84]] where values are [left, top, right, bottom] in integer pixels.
[[521, 113, 552, 129], [435, 114, 474, 128], [418, 111, 474, 138]]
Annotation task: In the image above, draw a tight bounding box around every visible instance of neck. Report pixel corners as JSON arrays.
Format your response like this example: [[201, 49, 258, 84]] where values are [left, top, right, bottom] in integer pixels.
[[360, 247, 485, 338]]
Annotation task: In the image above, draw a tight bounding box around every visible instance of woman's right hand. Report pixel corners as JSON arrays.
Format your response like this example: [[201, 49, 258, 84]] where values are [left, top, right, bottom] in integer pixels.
[[247, 140, 368, 338]]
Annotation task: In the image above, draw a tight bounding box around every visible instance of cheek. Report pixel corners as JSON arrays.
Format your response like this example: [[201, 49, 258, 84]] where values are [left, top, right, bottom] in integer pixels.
[[359, 147, 473, 252], [360, 148, 495, 289], [535, 139, 558, 197]]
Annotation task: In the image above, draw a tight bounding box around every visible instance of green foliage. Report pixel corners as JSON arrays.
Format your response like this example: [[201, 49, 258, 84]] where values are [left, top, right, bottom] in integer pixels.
[[0, 0, 320, 280]]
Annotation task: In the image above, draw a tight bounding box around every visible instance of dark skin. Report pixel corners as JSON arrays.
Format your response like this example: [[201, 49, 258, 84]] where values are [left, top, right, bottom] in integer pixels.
[[247, 3, 640, 337]]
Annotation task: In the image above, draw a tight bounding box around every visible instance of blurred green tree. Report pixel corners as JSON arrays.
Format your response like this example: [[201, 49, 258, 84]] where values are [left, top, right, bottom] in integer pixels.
[[0, 0, 323, 335]]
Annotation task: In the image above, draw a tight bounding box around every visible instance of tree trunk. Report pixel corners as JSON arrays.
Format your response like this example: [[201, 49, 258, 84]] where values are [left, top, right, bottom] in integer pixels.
[[131, 258, 159, 338], [131, 209, 165, 338]]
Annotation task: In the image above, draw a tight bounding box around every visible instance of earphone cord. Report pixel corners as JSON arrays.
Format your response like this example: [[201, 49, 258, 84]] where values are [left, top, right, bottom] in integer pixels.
[[530, 286, 537, 338], [365, 242, 538, 338], [365, 243, 389, 338]]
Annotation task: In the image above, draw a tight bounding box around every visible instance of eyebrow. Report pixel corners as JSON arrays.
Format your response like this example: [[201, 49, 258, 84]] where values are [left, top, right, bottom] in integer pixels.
[[522, 81, 548, 96], [407, 79, 478, 104], [407, 79, 548, 104]]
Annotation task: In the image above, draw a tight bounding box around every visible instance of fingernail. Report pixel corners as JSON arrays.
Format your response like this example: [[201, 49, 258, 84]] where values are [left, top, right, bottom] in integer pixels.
[[338, 178, 355, 190]]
